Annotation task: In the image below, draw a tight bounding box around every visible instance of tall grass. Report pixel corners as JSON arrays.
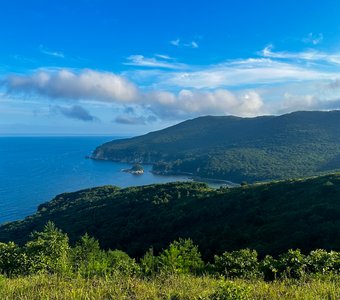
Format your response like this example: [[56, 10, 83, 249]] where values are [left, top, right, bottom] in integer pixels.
[[0, 273, 338, 300]]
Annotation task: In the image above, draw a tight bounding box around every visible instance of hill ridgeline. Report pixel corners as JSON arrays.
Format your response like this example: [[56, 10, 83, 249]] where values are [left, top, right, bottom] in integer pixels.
[[92, 110, 340, 183], [0, 173, 339, 259]]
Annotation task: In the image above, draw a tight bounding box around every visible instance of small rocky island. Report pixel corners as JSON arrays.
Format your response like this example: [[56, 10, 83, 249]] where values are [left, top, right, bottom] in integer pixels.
[[122, 163, 144, 175]]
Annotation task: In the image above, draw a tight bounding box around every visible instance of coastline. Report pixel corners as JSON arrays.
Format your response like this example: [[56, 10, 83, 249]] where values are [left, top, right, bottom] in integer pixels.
[[90, 156, 239, 187]]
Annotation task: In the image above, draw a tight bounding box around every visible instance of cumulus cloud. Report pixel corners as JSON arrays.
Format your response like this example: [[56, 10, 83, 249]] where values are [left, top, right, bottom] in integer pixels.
[[5, 69, 138, 102], [4, 40, 340, 125], [146, 89, 265, 118], [52, 105, 98, 121], [1, 67, 270, 119], [280, 93, 320, 112]]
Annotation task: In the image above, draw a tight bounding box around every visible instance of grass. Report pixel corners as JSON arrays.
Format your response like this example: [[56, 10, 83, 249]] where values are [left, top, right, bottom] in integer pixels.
[[0, 273, 338, 299]]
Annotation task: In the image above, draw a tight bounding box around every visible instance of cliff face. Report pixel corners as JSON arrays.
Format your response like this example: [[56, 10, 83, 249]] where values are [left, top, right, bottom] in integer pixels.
[[91, 111, 340, 182]]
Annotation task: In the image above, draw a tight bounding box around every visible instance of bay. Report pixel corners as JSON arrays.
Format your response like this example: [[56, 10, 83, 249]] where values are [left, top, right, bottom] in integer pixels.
[[0, 136, 190, 224]]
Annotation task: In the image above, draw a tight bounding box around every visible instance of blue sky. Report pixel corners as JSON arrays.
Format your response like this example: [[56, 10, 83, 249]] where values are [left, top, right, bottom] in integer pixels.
[[2, 0, 340, 135]]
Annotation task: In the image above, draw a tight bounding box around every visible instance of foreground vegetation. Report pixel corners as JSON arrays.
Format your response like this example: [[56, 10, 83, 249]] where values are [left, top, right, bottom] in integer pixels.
[[0, 273, 339, 299], [0, 173, 339, 259], [92, 111, 340, 182], [0, 223, 339, 299]]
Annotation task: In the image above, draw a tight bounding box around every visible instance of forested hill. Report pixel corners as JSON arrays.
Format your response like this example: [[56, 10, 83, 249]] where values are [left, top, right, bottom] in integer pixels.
[[92, 110, 340, 183], [0, 173, 339, 259]]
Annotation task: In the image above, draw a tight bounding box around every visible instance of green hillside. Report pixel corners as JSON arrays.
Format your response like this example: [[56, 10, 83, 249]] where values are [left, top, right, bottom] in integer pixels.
[[92, 110, 340, 182], [0, 173, 339, 259]]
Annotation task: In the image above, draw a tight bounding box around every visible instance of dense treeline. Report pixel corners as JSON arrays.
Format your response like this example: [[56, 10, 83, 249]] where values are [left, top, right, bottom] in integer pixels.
[[92, 111, 340, 182], [0, 173, 339, 260], [0, 222, 339, 281]]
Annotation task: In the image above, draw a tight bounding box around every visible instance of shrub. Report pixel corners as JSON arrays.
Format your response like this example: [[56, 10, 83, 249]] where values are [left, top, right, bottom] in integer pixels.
[[0, 242, 27, 276], [306, 249, 339, 274], [158, 238, 204, 274], [260, 255, 279, 281], [277, 249, 306, 279], [203, 280, 250, 300], [106, 249, 140, 276], [213, 249, 260, 279]]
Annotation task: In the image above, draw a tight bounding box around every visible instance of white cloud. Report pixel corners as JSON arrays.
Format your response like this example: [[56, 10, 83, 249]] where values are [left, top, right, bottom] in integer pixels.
[[39, 45, 65, 58], [124, 55, 186, 69], [155, 54, 173, 60], [2, 68, 268, 120], [157, 58, 331, 89], [5, 69, 138, 102], [146, 89, 265, 118], [170, 38, 199, 48], [261, 44, 340, 65], [328, 78, 340, 89], [4, 42, 340, 124], [170, 39, 180, 47], [190, 41, 199, 48], [280, 93, 320, 112]]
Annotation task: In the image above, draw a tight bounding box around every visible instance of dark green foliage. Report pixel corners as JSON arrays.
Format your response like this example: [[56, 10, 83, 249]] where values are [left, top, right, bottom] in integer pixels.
[[213, 249, 260, 279], [131, 163, 144, 172], [4, 175, 340, 259], [0, 242, 27, 276], [92, 111, 340, 182], [306, 250, 340, 275], [0, 174, 339, 260]]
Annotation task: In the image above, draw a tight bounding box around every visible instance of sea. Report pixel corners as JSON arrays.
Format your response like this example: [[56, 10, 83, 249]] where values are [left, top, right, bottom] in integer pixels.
[[0, 136, 190, 224]]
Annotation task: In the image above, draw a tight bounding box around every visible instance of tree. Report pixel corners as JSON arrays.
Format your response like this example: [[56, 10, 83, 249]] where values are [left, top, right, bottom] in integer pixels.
[[24, 221, 70, 274], [158, 238, 204, 274], [71, 233, 106, 277]]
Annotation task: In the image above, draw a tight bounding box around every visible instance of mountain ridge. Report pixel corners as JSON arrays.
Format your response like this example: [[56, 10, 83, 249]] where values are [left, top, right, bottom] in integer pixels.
[[92, 110, 340, 182]]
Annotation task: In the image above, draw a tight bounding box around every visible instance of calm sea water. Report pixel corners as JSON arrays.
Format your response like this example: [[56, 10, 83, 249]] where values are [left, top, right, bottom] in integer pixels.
[[0, 136, 190, 224]]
